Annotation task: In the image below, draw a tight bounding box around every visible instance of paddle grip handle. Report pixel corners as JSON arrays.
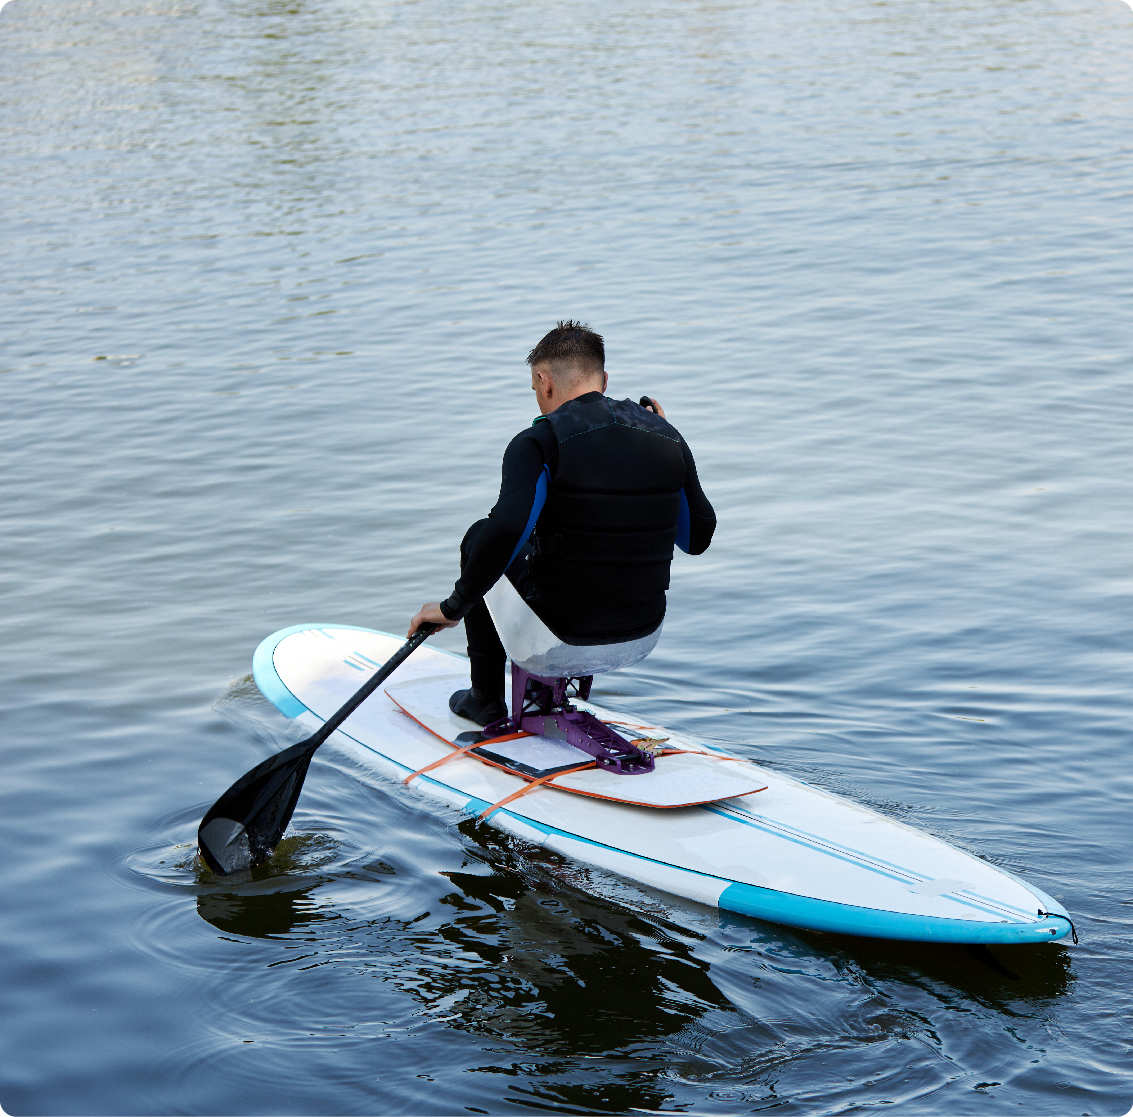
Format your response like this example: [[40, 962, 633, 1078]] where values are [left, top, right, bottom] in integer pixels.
[[310, 622, 440, 748]]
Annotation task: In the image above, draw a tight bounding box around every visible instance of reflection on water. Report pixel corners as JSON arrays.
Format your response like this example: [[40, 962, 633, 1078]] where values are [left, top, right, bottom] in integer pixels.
[[198, 889, 339, 938]]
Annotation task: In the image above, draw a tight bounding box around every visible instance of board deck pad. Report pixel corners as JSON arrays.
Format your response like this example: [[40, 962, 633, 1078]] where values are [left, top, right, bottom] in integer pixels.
[[386, 674, 768, 808], [455, 732, 596, 779]]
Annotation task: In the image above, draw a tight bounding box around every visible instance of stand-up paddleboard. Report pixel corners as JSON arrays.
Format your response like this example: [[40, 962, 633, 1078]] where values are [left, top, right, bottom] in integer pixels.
[[253, 624, 1074, 945]]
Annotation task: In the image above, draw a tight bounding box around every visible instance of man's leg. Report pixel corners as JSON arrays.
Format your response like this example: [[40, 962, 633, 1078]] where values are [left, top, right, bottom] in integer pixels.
[[463, 598, 506, 704], [449, 520, 508, 725]]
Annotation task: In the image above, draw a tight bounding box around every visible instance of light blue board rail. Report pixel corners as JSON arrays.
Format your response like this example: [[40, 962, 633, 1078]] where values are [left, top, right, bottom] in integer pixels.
[[252, 625, 1074, 946]]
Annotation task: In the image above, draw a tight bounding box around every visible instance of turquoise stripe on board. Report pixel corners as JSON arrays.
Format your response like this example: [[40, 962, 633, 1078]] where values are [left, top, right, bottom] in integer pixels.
[[718, 882, 1072, 945]]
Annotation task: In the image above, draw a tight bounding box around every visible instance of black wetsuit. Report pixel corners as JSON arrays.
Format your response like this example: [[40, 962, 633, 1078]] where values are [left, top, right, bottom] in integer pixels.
[[439, 392, 716, 696]]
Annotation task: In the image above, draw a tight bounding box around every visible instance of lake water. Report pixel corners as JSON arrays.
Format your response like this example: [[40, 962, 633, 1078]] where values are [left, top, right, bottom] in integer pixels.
[[2, 0, 1132, 1113]]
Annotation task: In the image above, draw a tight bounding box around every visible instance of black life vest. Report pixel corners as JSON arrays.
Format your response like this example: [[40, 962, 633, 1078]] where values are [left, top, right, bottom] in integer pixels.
[[525, 394, 688, 643]]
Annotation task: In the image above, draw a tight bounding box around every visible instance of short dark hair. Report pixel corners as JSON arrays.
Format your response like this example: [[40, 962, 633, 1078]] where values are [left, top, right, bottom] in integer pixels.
[[526, 320, 605, 375]]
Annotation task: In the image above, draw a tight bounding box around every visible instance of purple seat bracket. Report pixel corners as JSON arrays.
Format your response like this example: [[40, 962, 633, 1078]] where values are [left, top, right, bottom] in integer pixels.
[[482, 663, 656, 775]]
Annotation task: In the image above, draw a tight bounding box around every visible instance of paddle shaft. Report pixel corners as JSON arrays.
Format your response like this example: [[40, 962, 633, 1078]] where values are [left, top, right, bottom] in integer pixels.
[[308, 622, 440, 749]]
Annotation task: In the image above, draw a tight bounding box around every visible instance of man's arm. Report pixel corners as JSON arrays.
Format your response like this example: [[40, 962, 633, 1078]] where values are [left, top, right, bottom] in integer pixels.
[[648, 398, 715, 555], [678, 439, 715, 555], [409, 425, 553, 635]]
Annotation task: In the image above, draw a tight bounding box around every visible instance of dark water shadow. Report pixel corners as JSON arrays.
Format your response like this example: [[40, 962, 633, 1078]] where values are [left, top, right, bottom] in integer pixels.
[[711, 906, 1074, 1019], [788, 923, 1075, 1010], [196, 882, 340, 939], [431, 865, 721, 1114]]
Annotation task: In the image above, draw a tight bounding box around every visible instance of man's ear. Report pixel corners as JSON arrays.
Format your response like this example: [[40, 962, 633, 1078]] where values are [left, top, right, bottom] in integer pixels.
[[602, 371, 608, 393]]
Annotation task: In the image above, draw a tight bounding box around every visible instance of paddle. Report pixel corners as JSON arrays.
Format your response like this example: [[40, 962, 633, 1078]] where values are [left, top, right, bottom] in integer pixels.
[[197, 622, 440, 875]]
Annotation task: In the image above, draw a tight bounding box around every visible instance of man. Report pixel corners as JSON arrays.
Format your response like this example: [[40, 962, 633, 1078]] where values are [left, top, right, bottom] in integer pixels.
[[408, 321, 716, 724]]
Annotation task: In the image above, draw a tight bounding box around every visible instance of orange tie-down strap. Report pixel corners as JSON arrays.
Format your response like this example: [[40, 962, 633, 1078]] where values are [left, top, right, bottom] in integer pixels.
[[402, 731, 533, 786], [603, 721, 753, 764], [478, 762, 597, 822]]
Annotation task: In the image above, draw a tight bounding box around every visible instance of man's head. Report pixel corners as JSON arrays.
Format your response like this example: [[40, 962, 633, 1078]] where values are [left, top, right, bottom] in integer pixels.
[[526, 320, 607, 414]]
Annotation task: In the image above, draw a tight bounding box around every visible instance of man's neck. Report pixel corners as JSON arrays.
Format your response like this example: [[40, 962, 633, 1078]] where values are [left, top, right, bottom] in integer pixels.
[[562, 386, 603, 404], [545, 388, 602, 415]]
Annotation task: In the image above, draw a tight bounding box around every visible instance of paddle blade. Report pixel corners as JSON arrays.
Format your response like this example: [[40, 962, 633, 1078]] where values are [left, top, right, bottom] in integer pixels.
[[197, 738, 318, 874]]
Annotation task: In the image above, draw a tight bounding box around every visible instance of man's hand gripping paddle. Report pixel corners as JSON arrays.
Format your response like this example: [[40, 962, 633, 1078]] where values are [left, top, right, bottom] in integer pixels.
[[197, 623, 440, 875]]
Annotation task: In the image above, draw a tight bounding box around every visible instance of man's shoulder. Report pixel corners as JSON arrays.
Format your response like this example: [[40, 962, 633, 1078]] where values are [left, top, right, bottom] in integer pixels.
[[503, 416, 556, 457], [543, 394, 682, 444], [607, 397, 682, 442]]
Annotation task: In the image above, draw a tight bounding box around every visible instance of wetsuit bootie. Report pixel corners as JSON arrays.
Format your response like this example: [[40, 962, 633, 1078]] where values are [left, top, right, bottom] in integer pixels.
[[448, 687, 507, 727]]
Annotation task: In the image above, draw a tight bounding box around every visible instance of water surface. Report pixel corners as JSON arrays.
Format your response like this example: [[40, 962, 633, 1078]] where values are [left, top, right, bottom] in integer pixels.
[[1, 0, 1132, 1113]]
